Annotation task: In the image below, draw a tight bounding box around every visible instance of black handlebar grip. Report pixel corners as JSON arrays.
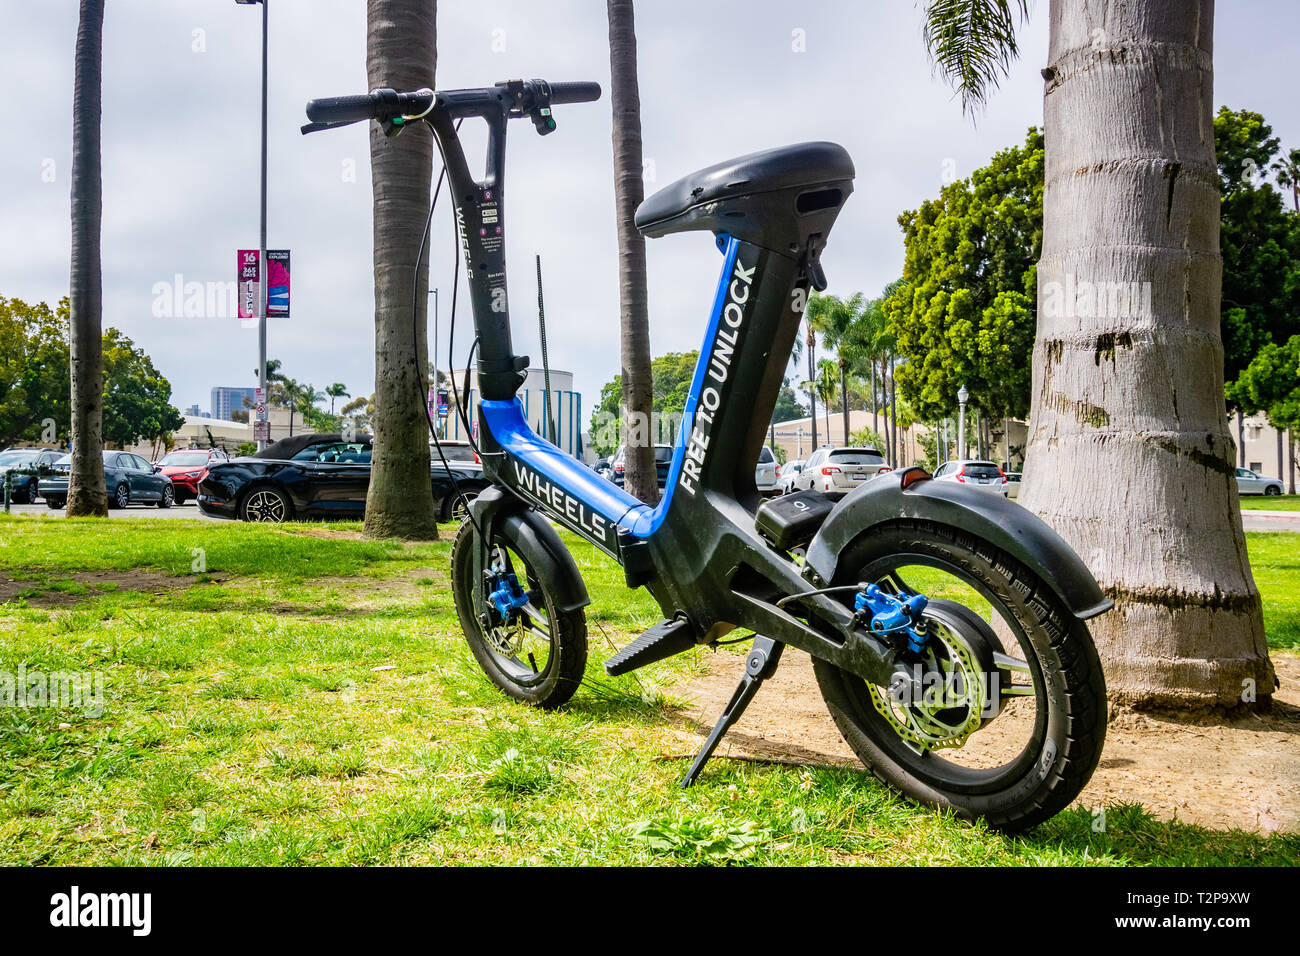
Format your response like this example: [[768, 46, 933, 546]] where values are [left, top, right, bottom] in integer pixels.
[[546, 81, 602, 104], [305, 93, 378, 124]]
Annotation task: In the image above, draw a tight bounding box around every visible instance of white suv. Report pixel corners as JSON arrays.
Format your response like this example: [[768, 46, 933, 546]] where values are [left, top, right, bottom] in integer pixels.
[[793, 446, 891, 494], [755, 445, 779, 496], [932, 459, 1008, 496]]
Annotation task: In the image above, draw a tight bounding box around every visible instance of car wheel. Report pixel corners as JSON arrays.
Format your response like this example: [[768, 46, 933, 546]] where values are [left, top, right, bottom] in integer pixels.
[[1265, 485, 1282, 496], [46, 497, 64, 510], [10, 482, 31, 505], [443, 486, 480, 523], [111, 483, 130, 509], [240, 486, 291, 522], [157, 486, 174, 509]]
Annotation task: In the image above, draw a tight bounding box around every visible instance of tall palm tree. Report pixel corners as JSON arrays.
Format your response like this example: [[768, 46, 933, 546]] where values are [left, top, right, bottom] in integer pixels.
[[1274, 147, 1300, 214], [326, 382, 350, 414], [923, 0, 1273, 708], [814, 358, 838, 442], [803, 292, 847, 451], [815, 292, 867, 448], [66, 0, 107, 517], [607, 0, 656, 505], [363, 0, 438, 539]]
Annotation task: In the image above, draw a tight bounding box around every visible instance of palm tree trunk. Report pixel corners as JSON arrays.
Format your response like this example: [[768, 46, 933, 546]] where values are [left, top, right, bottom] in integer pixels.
[[839, 358, 850, 445], [1236, 409, 1245, 467], [806, 326, 818, 452], [607, 0, 657, 505], [362, 0, 438, 540], [870, 363, 878, 433], [67, 0, 107, 517], [888, 355, 898, 467], [1021, 0, 1273, 709]]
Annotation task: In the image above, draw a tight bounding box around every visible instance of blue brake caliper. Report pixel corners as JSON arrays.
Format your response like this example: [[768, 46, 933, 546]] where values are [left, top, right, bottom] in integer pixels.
[[854, 583, 930, 655], [486, 564, 530, 623]]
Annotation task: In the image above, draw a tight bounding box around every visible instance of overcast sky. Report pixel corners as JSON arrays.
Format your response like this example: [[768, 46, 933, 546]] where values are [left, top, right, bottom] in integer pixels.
[[2, 0, 1296, 422]]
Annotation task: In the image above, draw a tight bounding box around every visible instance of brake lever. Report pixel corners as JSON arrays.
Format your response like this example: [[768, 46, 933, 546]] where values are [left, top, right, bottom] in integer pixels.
[[300, 119, 364, 135]]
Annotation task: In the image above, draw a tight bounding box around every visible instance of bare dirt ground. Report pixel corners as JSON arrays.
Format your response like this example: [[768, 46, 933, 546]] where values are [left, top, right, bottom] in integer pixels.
[[669, 649, 1300, 833], [0, 569, 226, 607]]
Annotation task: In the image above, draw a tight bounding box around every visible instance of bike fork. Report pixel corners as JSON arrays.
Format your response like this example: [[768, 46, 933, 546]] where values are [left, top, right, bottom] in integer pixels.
[[680, 636, 785, 787]]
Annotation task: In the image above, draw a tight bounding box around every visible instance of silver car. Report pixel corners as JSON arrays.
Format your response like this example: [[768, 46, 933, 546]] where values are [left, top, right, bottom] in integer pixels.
[[755, 445, 779, 496], [932, 459, 1008, 496], [777, 459, 805, 494], [792, 446, 891, 494], [1235, 467, 1284, 496]]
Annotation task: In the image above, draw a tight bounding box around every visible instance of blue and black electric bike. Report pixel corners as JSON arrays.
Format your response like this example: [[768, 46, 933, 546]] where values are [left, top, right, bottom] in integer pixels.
[[304, 78, 1110, 831]]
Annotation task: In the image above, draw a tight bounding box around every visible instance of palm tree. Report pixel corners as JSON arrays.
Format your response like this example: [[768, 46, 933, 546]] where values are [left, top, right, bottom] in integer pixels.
[[813, 292, 867, 448], [326, 382, 350, 414], [815, 358, 838, 442], [1274, 147, 1300, 214], [803, 292, 845, 452], [256, 358, 285, 384], [922, 0, 1273, 708], [363, 0, 438, 539], [607, 0, 656, 505], [66, 0, 107, 517]]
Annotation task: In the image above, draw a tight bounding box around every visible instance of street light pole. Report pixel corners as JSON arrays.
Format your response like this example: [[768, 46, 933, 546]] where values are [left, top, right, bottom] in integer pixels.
[[238, 0, 269, 449], [957, 384, 969, 460]]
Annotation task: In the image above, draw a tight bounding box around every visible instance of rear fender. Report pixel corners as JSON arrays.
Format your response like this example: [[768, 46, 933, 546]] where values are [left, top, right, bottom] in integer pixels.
[[803, 470, 1112, 621]]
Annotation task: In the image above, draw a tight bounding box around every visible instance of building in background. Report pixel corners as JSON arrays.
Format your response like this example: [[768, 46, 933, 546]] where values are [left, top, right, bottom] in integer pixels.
[[210, 386, 256, 422], [1234, 413, 1296, 490], [443, 368, 582, 459], [184, 404, 209, 418]]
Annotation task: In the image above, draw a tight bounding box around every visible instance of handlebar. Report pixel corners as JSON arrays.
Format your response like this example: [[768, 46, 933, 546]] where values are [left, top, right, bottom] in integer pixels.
[[302, 79, 600, 134]]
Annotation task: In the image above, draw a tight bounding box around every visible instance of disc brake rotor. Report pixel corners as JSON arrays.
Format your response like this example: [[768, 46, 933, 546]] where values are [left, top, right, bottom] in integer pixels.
[[869, 618, 987, 752]]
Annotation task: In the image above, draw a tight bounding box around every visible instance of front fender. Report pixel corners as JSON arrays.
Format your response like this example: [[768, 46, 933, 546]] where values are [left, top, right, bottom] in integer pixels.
[[468, 486, 591, 615], [804, 471, 1112, 621]]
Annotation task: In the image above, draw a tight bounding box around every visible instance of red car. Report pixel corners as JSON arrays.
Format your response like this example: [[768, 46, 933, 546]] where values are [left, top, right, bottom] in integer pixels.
[[154, 448, 229, 504]]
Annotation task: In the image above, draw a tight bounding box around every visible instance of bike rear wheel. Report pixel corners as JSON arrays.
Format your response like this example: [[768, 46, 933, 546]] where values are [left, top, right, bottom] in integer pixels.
[[450, 514, 588, 708], [813, 519, 1107, 833]]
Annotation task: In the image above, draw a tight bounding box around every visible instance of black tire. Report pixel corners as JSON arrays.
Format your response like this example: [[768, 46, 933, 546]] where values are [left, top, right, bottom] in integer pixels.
[[442, 485, 482, 523], [11, 482, 32, 505], [812, 519, 1107, 833], [46, 497, 64, 510], [450, 514, 587, 708], [157, 485, 174, 509], [1265, 485, 1282, 496], [111, 483, 129, 509], [239, 485, 292, 522]]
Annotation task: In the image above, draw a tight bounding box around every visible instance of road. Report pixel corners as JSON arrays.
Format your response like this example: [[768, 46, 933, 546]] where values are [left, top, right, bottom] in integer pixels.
[[1240, 510, 1300, 532]]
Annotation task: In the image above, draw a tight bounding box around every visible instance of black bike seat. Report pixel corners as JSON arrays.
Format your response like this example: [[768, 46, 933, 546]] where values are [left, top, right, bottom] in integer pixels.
[[634, 141, 854, 243]]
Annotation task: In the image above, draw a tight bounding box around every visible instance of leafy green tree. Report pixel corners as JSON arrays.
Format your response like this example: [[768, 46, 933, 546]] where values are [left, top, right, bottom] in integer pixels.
[[0, 296, 71, 447], [1228, 335, 1300, 437], [771, 382, 806, 424], [889, 127, 1043, 425], [590, 351, 699, 456], [1214, 109, 1300, 401], [100, 329, 184, 450]]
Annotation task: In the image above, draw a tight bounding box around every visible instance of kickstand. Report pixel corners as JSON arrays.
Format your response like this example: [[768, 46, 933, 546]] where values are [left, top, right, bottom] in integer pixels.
[[681, 636, 784, 787]]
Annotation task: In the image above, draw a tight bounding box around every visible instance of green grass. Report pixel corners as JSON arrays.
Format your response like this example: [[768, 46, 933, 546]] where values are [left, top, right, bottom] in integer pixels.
[[0, 514, 1296, 866], [1240, 494, 1300, 510], [1247, 532, 1300, 650]]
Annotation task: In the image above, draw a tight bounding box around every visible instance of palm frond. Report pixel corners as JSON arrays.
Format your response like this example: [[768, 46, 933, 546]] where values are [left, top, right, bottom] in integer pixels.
[[922, 0, 1030, 115]]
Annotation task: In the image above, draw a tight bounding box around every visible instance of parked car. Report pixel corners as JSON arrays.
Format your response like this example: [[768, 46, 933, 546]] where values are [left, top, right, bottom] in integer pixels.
[[39, 451, 175, 509], [609, 444, 673, 489], [790, 446, 891, 495], [932, 459, 1009, 496], [197, 432, 487, 522], [154, 447, 229, 504], [1235, 467, 1284, 496], [592, 456, 614, 481], [431, 439, 480, 464], [777, 459, 805, 495], [755, 445, 779, 496], [1004, 471, 1022, 499], [0, 447, 62, 503]]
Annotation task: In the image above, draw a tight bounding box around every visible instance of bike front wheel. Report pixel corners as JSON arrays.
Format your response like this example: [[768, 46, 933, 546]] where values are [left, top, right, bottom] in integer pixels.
[[813, 519, 1107, 833], [450, 513, 588, 708]]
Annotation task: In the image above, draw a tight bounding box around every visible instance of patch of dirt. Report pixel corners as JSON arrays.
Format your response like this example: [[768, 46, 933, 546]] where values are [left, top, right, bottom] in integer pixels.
[[669, 650, 1300, 833], [0, 569, 227, 608]]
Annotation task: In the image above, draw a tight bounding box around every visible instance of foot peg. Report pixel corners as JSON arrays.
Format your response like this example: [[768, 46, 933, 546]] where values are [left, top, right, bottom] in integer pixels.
[[681, 636, 784, 787], [604, 616, 696, 676]]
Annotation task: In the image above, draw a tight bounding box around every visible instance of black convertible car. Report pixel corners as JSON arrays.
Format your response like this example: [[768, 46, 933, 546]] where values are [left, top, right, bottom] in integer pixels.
[[196, 432, 487, 522]]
